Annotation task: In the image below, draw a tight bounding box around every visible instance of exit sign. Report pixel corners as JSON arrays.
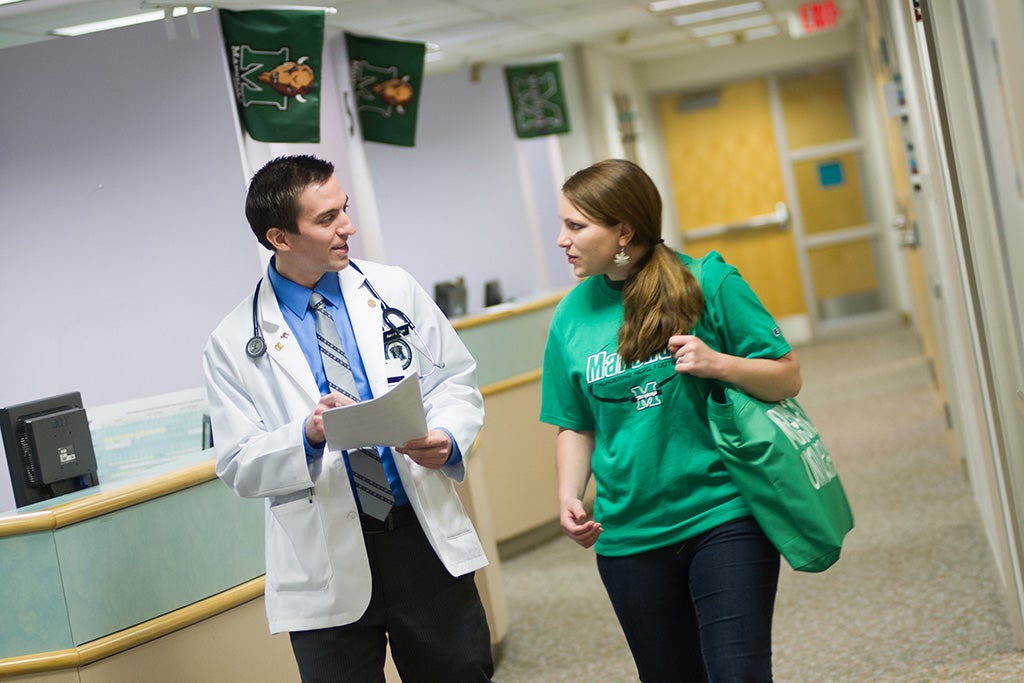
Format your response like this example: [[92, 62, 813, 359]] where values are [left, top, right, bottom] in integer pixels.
[[798, 1, 842, 33]]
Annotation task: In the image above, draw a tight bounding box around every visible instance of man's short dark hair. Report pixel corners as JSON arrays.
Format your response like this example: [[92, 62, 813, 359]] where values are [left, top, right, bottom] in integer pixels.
[[245, 155, 335, 249]]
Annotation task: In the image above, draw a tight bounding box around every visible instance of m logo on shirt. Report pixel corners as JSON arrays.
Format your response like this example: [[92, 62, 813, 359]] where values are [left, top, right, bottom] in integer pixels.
[[630, 381, 662, 411], [585, 348, 677, 408]]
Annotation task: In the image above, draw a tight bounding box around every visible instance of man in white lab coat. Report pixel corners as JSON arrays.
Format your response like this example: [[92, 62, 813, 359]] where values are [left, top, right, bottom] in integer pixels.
[[203, 155, 493, 682]]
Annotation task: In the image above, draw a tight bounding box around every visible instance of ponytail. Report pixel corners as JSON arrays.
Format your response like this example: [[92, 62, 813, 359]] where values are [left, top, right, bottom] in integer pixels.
[[617, 245, 703, 364], [560, 159, 702, 362]]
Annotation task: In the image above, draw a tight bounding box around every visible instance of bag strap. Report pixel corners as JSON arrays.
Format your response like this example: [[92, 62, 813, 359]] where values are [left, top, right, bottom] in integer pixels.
[[687, 253, 722, 350], [687, 253, 704, 293], [687, 253, 729, 403]]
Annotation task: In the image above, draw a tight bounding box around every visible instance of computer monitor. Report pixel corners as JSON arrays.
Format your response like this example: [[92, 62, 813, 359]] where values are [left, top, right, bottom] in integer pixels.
[[0, 392, 99, 508]]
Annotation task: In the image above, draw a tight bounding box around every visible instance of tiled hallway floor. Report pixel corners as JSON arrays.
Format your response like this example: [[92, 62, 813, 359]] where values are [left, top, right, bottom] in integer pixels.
[[493, 322, 1024, 682]]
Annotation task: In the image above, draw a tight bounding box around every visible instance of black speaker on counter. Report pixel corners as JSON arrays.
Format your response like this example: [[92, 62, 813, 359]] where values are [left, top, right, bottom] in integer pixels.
[[434, 277, 467, 318], [484, 279, 504, 307]]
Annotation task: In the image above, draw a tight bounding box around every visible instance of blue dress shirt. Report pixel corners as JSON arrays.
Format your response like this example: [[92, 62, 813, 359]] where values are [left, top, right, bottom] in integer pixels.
[[266, 259, 410, 507]]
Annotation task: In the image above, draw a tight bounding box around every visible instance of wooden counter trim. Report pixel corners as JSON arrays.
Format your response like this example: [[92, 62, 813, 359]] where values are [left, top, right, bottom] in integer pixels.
[[0, 577, 265, 677], [0, 460, 217, 538], [0, 648, 80, 677], [480, 368, 543, 397], [51, 460, 217, 529], [0, 510, 54, 537], [452, 291, 566, 331], [77, 577, 266, 666]]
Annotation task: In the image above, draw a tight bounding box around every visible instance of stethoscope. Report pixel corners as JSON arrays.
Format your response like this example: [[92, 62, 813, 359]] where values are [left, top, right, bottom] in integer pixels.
[[246, 264, 445, 377]]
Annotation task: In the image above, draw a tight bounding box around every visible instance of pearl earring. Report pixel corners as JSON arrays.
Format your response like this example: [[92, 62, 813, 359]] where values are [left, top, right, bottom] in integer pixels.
[[614, 248, 630, 268]]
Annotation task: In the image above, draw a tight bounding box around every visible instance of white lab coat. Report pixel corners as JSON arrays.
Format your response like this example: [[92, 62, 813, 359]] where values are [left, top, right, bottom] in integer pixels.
[[202, 259, 487, 634]]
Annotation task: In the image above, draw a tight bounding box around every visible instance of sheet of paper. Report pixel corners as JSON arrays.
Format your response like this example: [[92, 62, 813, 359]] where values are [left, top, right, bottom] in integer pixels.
[[321, 372, 428, 450]]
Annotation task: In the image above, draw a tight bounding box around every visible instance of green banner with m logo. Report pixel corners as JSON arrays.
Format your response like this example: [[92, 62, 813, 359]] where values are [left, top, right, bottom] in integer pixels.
[[220, 9, 324, 143], [345, 32, 426, 147], [504, 60, 571, 139]]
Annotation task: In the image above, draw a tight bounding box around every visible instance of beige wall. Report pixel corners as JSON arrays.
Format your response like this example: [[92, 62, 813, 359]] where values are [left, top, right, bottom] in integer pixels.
[[1, 598, 298, 683], [460, 436, 511, 647], [2, 597, 413, 682], [80, 599, 297, 683], [476, 380, 561, 543]]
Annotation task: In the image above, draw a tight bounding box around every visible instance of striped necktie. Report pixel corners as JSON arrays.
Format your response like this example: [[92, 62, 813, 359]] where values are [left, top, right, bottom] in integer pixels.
[[310, 292, 393, 520]]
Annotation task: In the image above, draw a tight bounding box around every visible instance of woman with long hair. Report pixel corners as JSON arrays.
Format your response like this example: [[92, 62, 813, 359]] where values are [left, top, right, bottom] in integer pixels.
[[540, 159, 801, 682]]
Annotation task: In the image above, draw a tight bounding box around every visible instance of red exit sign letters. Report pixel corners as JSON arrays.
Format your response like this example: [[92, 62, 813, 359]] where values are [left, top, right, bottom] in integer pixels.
[[799, 1, 842, 33]]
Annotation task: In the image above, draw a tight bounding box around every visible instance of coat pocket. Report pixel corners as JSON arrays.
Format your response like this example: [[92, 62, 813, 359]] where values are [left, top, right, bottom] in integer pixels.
[[266, 495, 334, 592]]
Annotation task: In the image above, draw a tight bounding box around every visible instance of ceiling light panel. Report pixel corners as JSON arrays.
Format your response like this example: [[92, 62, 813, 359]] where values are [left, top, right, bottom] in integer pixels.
[[704, 33, 737, 47], [51, 7, 210, 37], [744, 24, 781, 40], [671, 2, 764, 26], [690, 13, 773, 37], [648, 0, 715, 12]]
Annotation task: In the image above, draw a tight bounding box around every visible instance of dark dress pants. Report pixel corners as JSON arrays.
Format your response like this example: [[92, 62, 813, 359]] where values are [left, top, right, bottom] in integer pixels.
[[289, 507, 494, 683]]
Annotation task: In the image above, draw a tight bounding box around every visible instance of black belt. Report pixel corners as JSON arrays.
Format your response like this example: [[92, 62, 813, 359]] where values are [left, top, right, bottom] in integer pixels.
[[360, 504, 418, 534]]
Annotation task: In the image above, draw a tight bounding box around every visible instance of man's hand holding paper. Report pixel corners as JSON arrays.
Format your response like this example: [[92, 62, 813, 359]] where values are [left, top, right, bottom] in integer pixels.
[[305, 393, 356, 446], [395, 430, 454, 470], [320, 372, 429, 451]]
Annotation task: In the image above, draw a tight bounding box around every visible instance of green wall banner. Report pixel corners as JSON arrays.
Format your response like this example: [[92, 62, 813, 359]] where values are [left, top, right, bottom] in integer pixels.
[[220, 9, 324, 143], [345, 33, 426, 147], [503, 61, 571, 138]]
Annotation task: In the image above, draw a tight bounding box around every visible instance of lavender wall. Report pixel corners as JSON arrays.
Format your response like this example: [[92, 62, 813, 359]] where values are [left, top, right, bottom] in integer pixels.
[[0, 14, 259, 510], [0, 14, 571, 511], [364, 63, 574, 313]]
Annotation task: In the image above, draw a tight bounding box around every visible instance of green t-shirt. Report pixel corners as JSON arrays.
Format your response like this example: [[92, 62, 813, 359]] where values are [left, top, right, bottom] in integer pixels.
[[539, 251, 792, 556]]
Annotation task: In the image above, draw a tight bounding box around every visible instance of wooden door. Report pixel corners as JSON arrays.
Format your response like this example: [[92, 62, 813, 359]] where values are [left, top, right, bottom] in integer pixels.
[[777, 67, 885, 324], [658, 68, 888, 340], [658, 79, 807, 332]]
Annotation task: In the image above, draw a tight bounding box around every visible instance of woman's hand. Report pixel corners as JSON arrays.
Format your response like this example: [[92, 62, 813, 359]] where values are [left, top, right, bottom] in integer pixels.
[[668, 334, 721, 379], [561, 497, 602, 548], [669, 335, 803, 402], [556, 428, 600, 548]]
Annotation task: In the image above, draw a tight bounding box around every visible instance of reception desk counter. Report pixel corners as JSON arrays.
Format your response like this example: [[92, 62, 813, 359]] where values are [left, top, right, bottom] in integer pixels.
[[0, 290, 566, 681], [452, 292, 571, 552], [0, 453, 283, 681]]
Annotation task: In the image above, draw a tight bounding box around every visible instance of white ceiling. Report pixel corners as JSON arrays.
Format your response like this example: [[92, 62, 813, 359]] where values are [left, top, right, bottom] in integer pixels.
[[0, 0, 854, 72]]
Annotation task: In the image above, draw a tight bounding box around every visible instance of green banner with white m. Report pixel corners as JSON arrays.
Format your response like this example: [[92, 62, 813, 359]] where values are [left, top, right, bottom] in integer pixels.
[[220, 9, 324, 143], [504, 60, 571, 138], [345, 32, 426, 147]]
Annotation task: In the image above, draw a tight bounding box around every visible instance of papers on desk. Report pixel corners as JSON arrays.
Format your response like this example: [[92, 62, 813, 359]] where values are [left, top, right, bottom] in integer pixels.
[[322, 372, 428, 451]]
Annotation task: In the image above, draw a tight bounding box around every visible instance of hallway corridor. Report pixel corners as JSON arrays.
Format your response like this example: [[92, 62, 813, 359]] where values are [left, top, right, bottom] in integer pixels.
[[493, 321, 1024, 682]]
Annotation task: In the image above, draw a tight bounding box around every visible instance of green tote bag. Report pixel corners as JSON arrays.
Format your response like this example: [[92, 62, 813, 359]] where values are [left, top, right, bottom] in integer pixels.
[[687, 253, 853, 572], [707, 383, 854, 572]]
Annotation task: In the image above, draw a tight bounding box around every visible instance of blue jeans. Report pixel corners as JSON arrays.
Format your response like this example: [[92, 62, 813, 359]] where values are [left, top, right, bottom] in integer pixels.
[[596, 516, 779, 682]]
